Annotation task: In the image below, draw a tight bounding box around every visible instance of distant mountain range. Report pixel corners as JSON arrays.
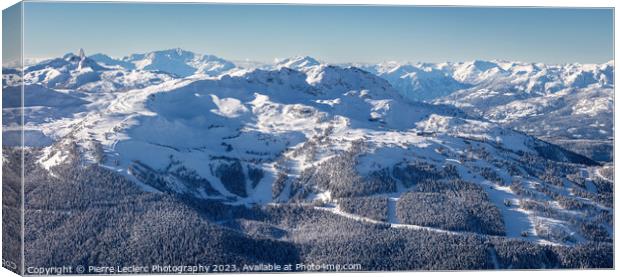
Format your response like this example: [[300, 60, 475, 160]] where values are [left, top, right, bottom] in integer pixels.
[[3, 49, 613, 161], [277, 56, 614, 160]]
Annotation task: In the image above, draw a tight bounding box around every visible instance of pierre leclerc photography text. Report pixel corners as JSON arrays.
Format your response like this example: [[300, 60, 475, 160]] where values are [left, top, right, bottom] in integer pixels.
[[0, 0, 616, 276]]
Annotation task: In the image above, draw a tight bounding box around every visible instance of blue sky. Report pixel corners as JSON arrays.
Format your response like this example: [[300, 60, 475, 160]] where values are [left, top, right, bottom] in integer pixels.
[[10, 2, 616, 64]]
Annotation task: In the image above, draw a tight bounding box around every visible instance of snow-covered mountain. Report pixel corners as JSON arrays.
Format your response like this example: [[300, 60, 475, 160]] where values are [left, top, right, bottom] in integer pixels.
[[4, 50, 611, 247], [315, 59, 613, 161], [358, 62, 469, 101], [430, 60, 614, 160], [21, 49, 109, 89], [9, 50, 609, 164], [91, 48, 236, 77], [3, 49, 176, 93], [432, 60, 613, 107], [275, 56, 321, 70], [2, 50, 614, 269], [88, 53, 136, 70], [361, 59, 613, 101], [278, 58, 613, 137]]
